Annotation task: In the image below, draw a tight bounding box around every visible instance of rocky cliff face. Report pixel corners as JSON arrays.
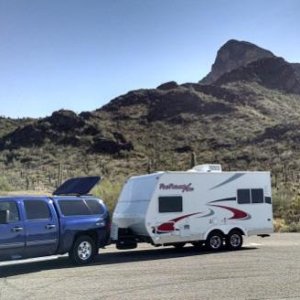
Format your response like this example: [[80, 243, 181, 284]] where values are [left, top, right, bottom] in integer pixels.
[[216, 57, 300, 94], [200, 39, 275, 84], [292, 63, 300, 80], [0, 110, 133, 154], [101, 85, 234, 123]]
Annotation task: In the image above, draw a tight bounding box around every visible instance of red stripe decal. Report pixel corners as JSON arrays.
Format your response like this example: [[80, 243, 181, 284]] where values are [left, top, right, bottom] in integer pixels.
[[210, 204, 249, 219], [157, 222, 175, 232], [157, 212, 201, 233]]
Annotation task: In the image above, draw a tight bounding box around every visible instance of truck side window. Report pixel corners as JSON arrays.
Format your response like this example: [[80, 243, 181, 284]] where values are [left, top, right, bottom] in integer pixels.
[[58, 200, 91, 216], [86, 199, 105, 215], [0, 201, 20, 222], [24, 200, 51, 220], [159, 196, 183, 213]]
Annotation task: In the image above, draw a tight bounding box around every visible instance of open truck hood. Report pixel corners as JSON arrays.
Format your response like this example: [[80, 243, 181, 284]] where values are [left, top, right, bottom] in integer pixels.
[[53, 176, 101, 196]]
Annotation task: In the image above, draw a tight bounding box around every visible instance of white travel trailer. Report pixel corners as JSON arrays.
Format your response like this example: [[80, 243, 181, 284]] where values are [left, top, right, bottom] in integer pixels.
[[111, 165, 273, 251]]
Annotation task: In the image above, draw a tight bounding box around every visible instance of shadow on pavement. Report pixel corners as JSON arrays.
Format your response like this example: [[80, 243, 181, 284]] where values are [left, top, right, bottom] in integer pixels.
[[0, 246, 257, 278]]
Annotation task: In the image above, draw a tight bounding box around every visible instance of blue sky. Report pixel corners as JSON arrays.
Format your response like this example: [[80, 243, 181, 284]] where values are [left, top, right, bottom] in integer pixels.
[[0, 0, 299, 118]]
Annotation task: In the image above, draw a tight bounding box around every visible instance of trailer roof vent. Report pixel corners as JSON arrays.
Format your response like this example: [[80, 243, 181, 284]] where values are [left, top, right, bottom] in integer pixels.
[[190, 164, 222, 173]]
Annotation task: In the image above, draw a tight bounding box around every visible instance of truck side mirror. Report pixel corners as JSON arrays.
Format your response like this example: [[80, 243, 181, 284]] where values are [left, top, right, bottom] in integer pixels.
[[0, 210, 9, 224]]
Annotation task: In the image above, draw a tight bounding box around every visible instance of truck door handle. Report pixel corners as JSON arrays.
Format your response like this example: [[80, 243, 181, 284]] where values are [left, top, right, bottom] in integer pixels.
[[96, 221, 105, 226], [45, 224, 56, 230], [12, 226, 23, 232]]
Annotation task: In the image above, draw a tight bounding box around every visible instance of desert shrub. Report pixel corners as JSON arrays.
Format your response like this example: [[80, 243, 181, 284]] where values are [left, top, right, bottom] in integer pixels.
[[272, 181, 300, 232], [93, 178, 124, 213], [0, 176, 12, 192], [273, 218, 286, 232], [280, 222, 300, 233]]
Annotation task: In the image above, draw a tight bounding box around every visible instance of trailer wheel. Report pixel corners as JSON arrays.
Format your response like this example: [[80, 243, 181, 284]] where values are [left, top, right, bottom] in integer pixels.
[[69, 235, 97, 265], [226, 231, 243, 250], [206, 232, 224, 251]]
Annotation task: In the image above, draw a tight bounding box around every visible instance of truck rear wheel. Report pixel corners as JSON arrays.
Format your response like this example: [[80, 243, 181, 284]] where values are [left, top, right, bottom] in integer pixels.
[[69, 235, 97, 265], [226, 231, 243, 250]]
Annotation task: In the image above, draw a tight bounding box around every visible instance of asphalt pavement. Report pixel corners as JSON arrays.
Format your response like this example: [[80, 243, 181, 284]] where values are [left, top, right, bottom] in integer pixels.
[[1, 233, 300, 300]]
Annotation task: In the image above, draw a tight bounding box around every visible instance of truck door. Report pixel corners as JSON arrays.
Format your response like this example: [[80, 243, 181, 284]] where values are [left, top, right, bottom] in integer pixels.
[[0, 200, 25, 260], [23, 199, 59, 258]]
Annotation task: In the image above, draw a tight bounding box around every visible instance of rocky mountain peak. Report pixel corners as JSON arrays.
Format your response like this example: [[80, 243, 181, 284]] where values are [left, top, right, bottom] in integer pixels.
[[200, 39, 275, 84], [216, 56, 300, 95]]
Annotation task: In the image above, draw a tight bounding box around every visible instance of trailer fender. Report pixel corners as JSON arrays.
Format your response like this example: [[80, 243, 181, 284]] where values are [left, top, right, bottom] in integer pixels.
[[227, 227, 247, 237], [204, 226, 247, 241]]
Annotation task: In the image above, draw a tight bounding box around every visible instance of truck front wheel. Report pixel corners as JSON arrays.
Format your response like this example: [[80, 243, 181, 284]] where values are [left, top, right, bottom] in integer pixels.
[[69, 235, 97, 265]]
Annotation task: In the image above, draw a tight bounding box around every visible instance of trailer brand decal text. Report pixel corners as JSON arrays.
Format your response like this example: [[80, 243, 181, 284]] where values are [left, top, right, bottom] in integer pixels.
[[159, 183, 194, 192]]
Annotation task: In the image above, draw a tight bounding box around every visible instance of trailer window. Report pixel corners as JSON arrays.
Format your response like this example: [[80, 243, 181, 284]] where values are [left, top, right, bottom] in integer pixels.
[[251, 189, 264, 203], [265, 196, 272, 204], [237, 189, 265, 204], [237, 189, 251, 204], [159, 196, 183, 213]]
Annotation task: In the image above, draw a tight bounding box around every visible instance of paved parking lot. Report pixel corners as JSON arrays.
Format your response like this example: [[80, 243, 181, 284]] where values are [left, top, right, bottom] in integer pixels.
[[1, 233, 300, 300]]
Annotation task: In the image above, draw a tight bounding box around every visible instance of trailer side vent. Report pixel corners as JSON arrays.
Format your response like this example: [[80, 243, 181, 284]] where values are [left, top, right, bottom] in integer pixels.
[[190, 164, 222, 173]]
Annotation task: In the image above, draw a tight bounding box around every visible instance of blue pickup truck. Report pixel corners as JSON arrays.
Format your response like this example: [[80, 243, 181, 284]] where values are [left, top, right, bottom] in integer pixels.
[[0, 177, 110, 265]]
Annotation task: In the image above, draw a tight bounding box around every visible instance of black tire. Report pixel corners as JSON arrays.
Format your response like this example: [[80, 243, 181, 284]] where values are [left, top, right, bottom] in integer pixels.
[[69, 235, 97, 265], [206, 232, 224, 251], [226, 231, 243, 250]]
